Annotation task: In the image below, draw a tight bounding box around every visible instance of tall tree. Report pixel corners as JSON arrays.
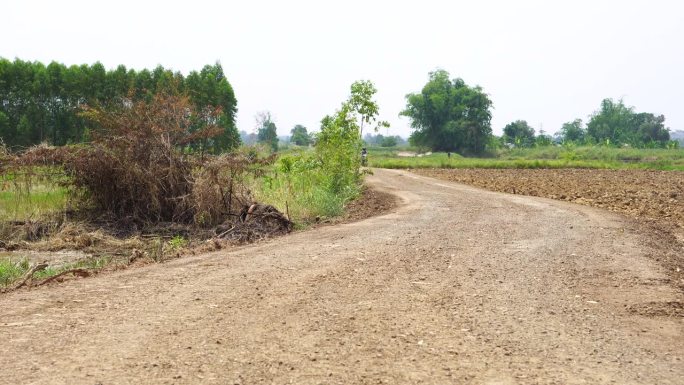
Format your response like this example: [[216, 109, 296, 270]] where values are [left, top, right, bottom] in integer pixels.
[[0, 59, 240, 151], [633, 112, 669, 144], [347, 80, 389, 138], [317, 80, 386, 193], [256, 111, 278, 151], [586, 99, 634, 145], [586, 98, 670, 146], [503, 120, 536, 147], [401, 70, 492, 154], [290, 124, 310, 146], [559, 119, 585, 143]]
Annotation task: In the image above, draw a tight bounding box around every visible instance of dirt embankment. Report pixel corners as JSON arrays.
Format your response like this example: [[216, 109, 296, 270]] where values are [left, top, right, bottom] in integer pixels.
[[413, 168, 684, 289]]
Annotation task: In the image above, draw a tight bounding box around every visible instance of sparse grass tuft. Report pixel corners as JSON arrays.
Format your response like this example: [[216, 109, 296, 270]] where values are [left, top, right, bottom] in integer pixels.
[[0, 258, 30, 286], [0, 255, 112, 288]]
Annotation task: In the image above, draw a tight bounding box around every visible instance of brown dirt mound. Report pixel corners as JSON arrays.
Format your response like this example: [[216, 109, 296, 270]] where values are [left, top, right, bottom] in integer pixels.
[[342, 186, 398, 222]]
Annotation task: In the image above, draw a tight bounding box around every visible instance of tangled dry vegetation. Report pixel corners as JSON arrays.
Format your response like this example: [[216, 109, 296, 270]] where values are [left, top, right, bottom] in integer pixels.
[[1, 92, 292, 286]]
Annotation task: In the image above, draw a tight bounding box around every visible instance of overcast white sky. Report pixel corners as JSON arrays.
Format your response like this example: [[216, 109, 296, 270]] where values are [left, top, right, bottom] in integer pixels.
[[4, 0, 684, 138]]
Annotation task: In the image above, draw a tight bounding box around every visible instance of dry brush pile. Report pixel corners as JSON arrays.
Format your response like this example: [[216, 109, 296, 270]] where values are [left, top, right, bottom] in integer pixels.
[[7, 92, 292, 246]]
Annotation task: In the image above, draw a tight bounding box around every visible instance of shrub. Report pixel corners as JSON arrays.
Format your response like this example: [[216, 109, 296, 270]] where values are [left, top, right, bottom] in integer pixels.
[[17, 92, 265, 227]]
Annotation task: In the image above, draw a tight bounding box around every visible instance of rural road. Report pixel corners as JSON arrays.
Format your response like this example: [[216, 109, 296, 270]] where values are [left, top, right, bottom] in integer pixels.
[[1, 168, 682, 384]]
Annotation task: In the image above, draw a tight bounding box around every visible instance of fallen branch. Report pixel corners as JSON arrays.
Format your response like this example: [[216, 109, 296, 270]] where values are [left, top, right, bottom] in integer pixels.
[[11, 262, 48, 290], [37, 268, 93, 286], [216, 225, 236, 239]]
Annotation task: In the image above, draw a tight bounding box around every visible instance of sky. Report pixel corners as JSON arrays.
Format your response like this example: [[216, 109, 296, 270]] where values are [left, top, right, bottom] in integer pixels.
[[4, 0, 684, 138]]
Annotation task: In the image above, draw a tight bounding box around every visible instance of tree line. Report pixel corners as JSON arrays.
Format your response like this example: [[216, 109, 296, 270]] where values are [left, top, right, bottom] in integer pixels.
[[502, 99, 672, 148], [0, 58, 239, 151], [402, 69, 676, 154]]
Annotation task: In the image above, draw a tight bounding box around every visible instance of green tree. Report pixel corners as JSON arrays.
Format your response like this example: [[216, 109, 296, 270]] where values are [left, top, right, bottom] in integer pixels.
[[503, 120, 535, 147], [290, 124, 311, 146], [256, 111, 278, 151], [535, 130, 553, 147], [186, 63, 240, 153], [380, 136, 397, 147], [401, 69, 492, 154], [586, 99, 634, 145], [559, 119, 585, 143], [586, 98, 670, 146], [633, 113, 669, 144], [0, 59, 239, 150], [348, 80, 389, 138], [317, 80, 385, 193], [0, 111, 10, 143]]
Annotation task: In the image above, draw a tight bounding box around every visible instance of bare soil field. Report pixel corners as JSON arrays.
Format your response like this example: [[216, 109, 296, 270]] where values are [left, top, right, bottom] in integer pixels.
[[413, 168, 684, 290], [1, 169, 682, 384], [410, 169, 683, 230]]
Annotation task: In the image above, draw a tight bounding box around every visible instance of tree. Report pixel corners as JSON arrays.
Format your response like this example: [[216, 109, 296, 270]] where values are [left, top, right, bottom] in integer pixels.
[[348, 80, 389, 139], [185, 63, 240, 153], [586, 99, 634, 145], [559, 119, 585, 143], [363, 133, 406, 147], [0, 59, 239, 151], [586, 98, 670, 146], [290, 124, 311, 146], [256, 111, 278, 151], [633, 112, 669, 144], [503, 120, 535, 147], [380, 136, 398, 147], [401, 69, 492, 154], [317, 80, 385, 193], [535, 130, 553, 147]]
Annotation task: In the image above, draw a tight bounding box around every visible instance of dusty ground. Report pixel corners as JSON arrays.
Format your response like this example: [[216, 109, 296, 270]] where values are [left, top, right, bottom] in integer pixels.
[[1, 168, 682, 384], [413, 168, 684, 291]]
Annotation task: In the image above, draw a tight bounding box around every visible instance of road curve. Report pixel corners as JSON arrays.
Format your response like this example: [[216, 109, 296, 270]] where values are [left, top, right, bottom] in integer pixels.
[[1, 168, 682, 384]]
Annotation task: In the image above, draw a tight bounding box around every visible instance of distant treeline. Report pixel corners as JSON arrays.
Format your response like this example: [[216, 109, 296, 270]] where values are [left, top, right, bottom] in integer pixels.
[[363, 133, 407, 147], [500, 98, 674, 149], [0, 58, 239, 151]]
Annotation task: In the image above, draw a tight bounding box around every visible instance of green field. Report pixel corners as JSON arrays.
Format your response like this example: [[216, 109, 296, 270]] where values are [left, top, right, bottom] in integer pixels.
[[0, 173, 68, 222], [0, 174, 67, 222], [367, 146, 684, 171]]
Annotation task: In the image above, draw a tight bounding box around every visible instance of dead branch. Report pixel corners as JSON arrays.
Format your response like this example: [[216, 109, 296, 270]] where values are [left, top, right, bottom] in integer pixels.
[[216, 226, 236, 239], [11, 262, 48, 290], [37, 268, 93, 286]]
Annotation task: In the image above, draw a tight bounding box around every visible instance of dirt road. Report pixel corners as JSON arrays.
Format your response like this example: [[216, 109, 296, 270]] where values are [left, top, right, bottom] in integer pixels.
[[1, 169, 682, 384]]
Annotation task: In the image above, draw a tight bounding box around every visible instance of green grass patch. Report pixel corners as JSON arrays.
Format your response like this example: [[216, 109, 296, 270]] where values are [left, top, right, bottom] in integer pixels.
[[251, 149, 361, 225], [368, 146, 684, 170], [0, 257, 30, 286], [0, 171, 68, 221], [0, 255, 111, 288]]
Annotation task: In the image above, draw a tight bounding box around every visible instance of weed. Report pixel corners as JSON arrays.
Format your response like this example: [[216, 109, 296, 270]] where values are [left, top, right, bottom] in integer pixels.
[[0, 171, 68, 222], [0, 258, 29, 286], [0, 255, 113, 287], [168, 235, 187, 250]]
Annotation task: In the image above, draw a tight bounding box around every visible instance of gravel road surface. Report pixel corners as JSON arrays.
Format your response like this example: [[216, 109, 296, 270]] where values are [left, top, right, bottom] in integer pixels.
[[1, 168, 682, 384]]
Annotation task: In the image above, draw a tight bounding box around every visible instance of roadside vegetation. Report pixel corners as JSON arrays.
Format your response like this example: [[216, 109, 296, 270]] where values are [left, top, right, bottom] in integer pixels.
[[368, 146, 684, 171], [2, 61, 682, 290], [0, 72, 384, 289]]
